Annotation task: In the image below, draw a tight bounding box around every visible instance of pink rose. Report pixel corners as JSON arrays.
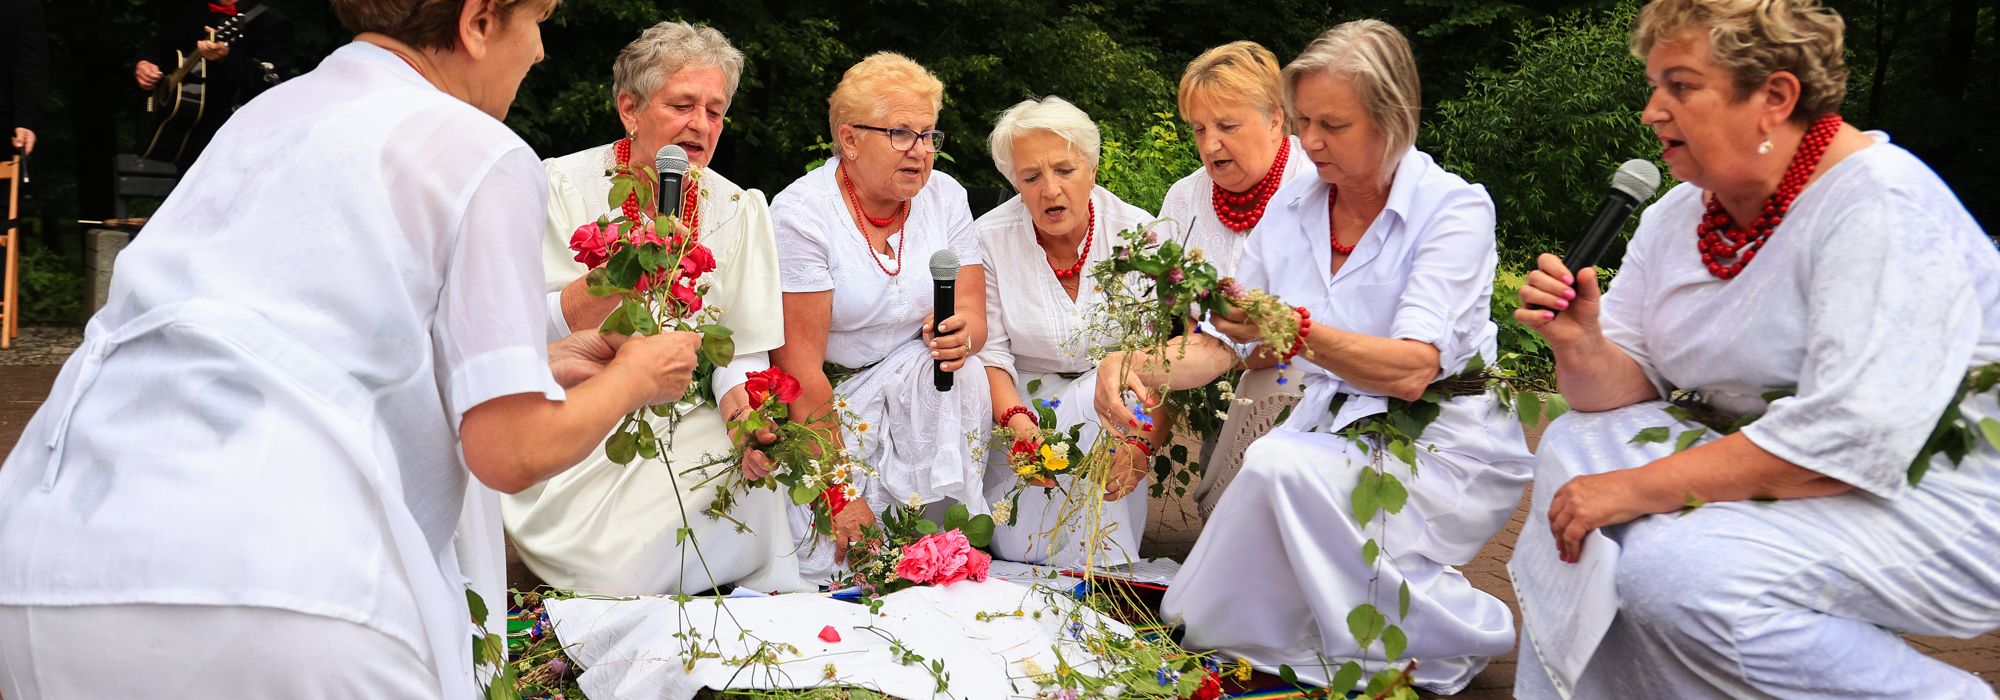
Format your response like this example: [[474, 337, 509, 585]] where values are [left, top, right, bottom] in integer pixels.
[[962, 548, 991, 583], [668, 275, 703, 313], [679, 243, 718, 278], [895, 536, 943, 584], [632, 223, 669, 249], [569, 221, 616, 268]]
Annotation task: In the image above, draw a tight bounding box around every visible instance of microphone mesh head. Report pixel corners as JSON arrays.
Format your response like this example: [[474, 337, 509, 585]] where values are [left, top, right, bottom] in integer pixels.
[[929, 250, 961, 280], [655, 145, 691, 176], [1610, 159, 1663, 202]]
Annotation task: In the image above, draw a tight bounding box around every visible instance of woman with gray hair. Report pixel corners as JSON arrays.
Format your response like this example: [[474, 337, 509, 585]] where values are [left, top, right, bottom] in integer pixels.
[[1096, 20, 1531, 693], [1511, 0, 2000, 696], [503, 20, 809, 597], [973, 96, 1155, 568]]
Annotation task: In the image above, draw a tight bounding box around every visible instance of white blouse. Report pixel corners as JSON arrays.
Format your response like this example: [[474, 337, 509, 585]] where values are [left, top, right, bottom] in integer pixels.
[[977, 185, 1154, 379], [539, 144, 785, 397], [1156, 136, 1315, 277], [1601, 133, 2000, 499], [1228, 147, 1501, 433], [772, 159, 982, 369], [0, 41, 560, 697]]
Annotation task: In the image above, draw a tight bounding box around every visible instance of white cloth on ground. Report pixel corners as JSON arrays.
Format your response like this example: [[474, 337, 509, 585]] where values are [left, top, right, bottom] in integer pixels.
[[772, 159, 993, 580], [1511, 134, 2000, 699], [1163, 147, 1532, 694], [544, 579, 1135, 700], [502, 144, 806, 596], [0, 42, 562, 697], [976, 186, 1155, 568], [0, 604, 443, 699], [1155, 136, 1314, 277]]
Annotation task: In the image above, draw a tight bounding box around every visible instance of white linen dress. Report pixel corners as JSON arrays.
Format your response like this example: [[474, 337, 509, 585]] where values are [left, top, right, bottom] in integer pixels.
[[1161, 148, 1533, 694], [499, 143, 808, 596], [975, 185, 1155, 568], [772, 159, 993, 580], [1155, 136, 1314, 277], [1512, 134, 2000, 699], [0, 42, 562, 698]]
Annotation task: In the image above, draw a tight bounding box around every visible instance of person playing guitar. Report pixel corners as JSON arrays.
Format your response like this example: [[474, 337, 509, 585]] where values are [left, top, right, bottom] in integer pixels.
[[133, 0, 292, 169]]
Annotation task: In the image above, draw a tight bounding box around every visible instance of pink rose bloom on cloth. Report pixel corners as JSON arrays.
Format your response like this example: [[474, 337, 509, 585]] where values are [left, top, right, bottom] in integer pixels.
[[898, 530, 991, 586], [895, 536, 943, 584]]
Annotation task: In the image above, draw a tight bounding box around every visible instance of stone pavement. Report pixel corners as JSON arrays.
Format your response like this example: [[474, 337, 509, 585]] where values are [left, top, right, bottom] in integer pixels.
[[2, 330, 1996, 697]]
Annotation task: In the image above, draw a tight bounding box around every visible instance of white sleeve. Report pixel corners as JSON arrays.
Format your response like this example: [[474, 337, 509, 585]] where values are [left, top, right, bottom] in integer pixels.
[[775, 199, 837, 293], [1599, 204, 1672, 398], [544, 289, 568, 343], [1740, 196, 1981, 499], [974, 231, 1016, 382], [1386, 186, 1500, 373], [711, 351, 771, 406], [434, 147, 566, 430]]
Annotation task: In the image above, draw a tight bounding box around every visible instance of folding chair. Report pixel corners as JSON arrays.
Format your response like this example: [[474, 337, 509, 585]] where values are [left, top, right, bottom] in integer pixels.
[[1, 155, 20, 349]]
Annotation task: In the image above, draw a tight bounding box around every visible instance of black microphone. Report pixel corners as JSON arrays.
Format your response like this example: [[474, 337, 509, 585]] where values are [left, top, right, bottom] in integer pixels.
[[930, 249, 960, 392], [1537, 159, 1663, 314], [654, 144, 691, 221]]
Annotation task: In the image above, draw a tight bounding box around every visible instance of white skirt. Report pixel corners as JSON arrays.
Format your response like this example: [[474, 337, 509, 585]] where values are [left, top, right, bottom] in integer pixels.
[[983, 367, 1148, 569], [1162, 394, 1531, 695], [0, 603, 442, 699], [1513, 400, 2000, 699], [791, 338, 993, 581], [503, 404, 809, 596]]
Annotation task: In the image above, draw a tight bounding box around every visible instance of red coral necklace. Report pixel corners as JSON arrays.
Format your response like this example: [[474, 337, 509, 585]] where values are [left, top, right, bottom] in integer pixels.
[[1211, 143, 1290, 233], [1041, 203, 1097, 280], [614, 138, 701, 237], [1696, 113, 1843, 280], [839, 164, 907, 276]]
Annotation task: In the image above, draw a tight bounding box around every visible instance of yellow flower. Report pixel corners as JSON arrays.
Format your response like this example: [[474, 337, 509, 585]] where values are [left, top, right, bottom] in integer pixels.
[[856, 422, 871, 433], [1040, 445, 1070, 472], [1015, 463, 1041, 478], [1234, 657, 1253, 681], [823, 663, 838, 680]]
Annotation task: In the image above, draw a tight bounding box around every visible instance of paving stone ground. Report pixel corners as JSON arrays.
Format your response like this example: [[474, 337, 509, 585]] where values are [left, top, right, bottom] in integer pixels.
[[2, 328, 1995, 697]]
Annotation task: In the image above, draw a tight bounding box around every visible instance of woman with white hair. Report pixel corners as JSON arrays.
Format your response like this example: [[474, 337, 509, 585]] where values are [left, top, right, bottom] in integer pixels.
[[1096, 21, 1530, 693], [1157, 41, 1314, 276], [974, 96, 1155, 568], [770, 52, 991, 580], [503, 21, 808, 596]]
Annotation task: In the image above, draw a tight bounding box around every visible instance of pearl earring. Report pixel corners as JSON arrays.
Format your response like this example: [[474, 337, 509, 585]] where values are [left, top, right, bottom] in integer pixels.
[[1757, 138, 1774, 155]]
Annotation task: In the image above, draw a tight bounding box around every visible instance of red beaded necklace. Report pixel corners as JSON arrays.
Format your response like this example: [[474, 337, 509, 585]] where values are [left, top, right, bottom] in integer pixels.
[[1210, 142, 1291, 233], [1697, 113, 1843, 280], [613, 138, 701, 236], [1327, 186, 1357, 256], [838, 164, 907, 276], [1040, 203, 1096, 280]]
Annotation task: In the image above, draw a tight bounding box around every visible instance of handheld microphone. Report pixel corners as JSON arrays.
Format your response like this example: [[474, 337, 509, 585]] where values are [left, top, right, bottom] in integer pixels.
[[930, 250, 961, 392], [1538, 159, 1663, 314], [654, 145, 691, 221]]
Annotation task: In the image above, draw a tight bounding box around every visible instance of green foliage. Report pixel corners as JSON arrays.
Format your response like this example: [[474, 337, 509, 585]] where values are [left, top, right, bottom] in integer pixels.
[[1424, 3, 1671, 268], [1098, 110, 1200, 214], [17, 243, 84, 325]]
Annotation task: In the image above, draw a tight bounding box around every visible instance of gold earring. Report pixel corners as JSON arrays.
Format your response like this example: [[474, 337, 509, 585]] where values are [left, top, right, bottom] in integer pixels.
[[1757, 137, 1774, 155]]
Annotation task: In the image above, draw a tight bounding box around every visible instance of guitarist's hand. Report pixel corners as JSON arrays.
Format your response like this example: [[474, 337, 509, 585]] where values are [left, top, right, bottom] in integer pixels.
[[135, 61, 163, 90], [197, 39, 230, 62]]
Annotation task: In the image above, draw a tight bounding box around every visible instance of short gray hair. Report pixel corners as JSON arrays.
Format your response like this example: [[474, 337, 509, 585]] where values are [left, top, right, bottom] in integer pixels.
[[612, 21, 745, 107], [987, 96, 1102, 181], [1282, 20, 1422, 182]]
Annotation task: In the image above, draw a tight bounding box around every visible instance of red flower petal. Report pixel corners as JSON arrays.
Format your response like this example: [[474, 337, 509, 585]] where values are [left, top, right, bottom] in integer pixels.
[[818, 625, 841, 643]]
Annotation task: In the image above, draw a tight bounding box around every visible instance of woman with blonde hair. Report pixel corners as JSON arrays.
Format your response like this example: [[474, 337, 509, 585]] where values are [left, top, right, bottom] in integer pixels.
[[770, 52, 991, 580], [1511, 0, 2000, 696], [1100, 20, 1531, 693], [1157, 40, 1315, 275], [975, 95, 1156, 568]]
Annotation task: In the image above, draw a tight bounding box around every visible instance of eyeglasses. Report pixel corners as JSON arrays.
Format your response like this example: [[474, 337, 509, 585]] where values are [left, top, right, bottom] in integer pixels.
[[852, 124, 947, 152]]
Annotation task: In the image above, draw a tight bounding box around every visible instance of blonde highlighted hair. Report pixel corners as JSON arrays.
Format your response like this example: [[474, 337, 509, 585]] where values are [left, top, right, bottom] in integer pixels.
[[1631, 0, 1848, 124], [828, 52, 945, 143], [1282, 20, 1422, 182], [1177, 41, 1286, 125]]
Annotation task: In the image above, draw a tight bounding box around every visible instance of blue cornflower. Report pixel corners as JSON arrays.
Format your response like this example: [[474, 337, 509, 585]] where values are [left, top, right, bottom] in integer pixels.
[[1156, 663, 1181, 686], [1048, 399, 1061, 409]]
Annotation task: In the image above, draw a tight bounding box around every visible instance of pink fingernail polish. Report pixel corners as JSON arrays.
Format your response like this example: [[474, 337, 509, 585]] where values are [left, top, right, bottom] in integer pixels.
[[1543, 311, 1556, 320], [1557, 299, 1570, 310], [1562, 288, 1576, 300], [1563, 275, 1575, 285]]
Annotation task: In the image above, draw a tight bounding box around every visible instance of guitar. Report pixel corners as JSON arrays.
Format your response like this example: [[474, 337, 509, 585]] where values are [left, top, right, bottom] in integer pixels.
[[141, 6, 267, 163]]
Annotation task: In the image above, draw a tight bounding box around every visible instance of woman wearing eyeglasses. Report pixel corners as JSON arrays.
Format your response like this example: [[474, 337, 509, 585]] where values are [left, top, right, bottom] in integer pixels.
[[769, 51, 991, 580]]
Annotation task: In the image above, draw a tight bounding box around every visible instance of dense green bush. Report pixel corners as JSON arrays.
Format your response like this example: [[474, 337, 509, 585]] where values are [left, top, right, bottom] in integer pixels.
[[17, 243, 84, 325], [1423, 3, 1670, 268], [1097, 110, 1201, 215]]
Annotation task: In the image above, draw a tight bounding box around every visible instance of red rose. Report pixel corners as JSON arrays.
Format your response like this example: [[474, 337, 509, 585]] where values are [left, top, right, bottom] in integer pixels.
[[745, 366, 802, 408], [679, 243, 718, 278], [667, 275, 703, 313], [568, 221, 616, 268], [819, 486, 849, 516], [1188, 672, 1222, 700]]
